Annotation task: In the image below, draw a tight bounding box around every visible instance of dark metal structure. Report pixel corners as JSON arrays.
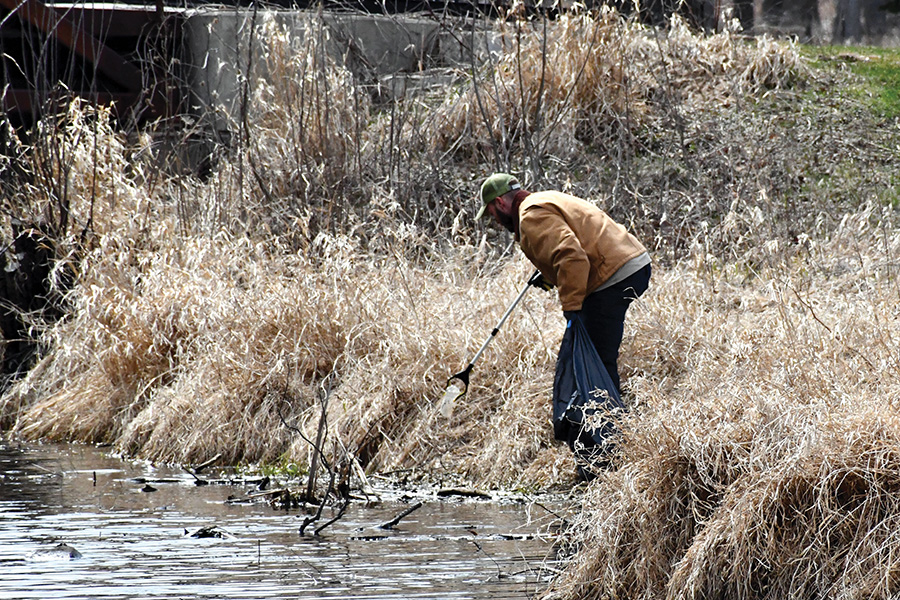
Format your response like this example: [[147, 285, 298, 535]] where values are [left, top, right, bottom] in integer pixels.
[[0, 0, 184, 127]]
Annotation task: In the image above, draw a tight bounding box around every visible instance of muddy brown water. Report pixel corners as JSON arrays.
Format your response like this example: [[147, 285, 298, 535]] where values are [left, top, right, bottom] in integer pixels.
[[0, 441, 572, 599]]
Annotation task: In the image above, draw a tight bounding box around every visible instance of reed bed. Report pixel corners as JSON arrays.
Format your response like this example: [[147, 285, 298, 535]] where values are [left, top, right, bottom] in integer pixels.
[[1, 212, 568, 481], [427, 9, 805, 167], [544, 204, 900, 598], [2, 7, 900, 597], [0, 49, 573, 482]]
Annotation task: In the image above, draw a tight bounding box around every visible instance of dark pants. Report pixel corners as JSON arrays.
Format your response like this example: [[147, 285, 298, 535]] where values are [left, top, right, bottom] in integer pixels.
[[579, 264, 651, 395]]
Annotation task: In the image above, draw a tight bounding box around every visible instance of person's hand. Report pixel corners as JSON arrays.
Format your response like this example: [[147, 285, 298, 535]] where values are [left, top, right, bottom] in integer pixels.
[[563, 310, 580, 323], [527, 271, 555, 292]]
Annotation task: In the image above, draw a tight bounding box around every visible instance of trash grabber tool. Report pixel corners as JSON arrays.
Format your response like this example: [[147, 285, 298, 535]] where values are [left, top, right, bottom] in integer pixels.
[[441, 270, 539, 414]]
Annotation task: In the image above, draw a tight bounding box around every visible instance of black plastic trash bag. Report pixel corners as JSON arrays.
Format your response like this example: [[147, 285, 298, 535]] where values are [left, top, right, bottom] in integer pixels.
[[552, 312, 626, 463]]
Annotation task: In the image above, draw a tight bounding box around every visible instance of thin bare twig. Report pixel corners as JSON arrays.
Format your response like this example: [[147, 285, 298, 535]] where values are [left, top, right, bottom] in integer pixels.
[[378, 501, 424, 529]]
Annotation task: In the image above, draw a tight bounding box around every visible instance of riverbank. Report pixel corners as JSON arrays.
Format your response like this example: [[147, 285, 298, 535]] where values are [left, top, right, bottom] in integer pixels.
[[2, 7, 900, 598]]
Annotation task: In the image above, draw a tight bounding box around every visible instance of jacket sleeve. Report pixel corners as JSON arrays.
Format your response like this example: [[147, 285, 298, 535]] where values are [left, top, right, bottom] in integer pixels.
[[519, 206, 591, 311]]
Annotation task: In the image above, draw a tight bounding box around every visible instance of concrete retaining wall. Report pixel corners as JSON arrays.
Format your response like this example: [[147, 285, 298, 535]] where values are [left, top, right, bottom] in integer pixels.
[[181, 9, 498, 136]]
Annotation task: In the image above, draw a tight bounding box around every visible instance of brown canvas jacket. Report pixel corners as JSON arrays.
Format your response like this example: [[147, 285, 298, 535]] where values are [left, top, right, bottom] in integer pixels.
[[517, 191, 647, 311]]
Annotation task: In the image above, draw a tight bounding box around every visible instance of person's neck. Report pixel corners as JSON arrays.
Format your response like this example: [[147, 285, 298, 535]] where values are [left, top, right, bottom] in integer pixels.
[[510, 190, 528, 239]]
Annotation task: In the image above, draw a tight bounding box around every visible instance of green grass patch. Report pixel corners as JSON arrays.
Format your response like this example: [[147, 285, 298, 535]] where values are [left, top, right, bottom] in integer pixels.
[[807, 45, 900, 119]]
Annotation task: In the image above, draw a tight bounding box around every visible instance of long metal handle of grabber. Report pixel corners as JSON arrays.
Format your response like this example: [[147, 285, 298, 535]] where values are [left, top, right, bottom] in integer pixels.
[[448, 270, 538, 390], [469, 275, 533, 366]]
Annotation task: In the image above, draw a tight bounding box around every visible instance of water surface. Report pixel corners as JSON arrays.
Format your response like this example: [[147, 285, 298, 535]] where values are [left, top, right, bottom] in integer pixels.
[[0, 441, 568, 599]]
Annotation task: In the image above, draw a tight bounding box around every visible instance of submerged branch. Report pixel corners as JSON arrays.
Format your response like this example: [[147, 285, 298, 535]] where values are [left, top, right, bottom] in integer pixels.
[[378, 501, 424, 530]]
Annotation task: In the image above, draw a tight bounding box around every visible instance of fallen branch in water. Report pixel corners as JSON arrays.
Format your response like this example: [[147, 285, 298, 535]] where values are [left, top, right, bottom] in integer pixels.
[[224, 488, 293, 505], [313, 498, 350, 536], [436, 487, 491, 499], [378, 501, 424, 529], [182, 453, 223, 486], [183, 467, 209, 486], [471, 538, 505, 579], [279, 374, 348, 535], [193, 453, 222, 473]]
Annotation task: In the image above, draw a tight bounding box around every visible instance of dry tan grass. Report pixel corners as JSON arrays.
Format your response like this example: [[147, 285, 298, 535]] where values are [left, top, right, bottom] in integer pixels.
[[0, 215, 572, 483], [426, 9, 806, 164], [1, 8, 898, 597], [543, 203, 900, 599], [246, 17, 370, 206], [12, 100, 156, 240]]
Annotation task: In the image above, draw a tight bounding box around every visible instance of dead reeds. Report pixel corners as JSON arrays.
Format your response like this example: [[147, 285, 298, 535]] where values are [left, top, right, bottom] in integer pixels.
[[2, 7, 900, 596], [0, 211, 567, 481], [427, 9, 806, 172], [543, 203, 900, 599]]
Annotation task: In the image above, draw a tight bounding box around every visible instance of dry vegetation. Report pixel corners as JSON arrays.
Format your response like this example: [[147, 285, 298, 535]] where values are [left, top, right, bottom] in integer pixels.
[[2, 6, 900, 598], [544, 205, 900, 598]]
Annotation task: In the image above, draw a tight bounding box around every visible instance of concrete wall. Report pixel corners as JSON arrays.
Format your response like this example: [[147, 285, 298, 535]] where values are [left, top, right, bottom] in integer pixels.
[[181, 9, 497, 136]]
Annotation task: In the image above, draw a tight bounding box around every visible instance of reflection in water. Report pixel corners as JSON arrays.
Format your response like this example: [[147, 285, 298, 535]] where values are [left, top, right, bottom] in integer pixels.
[[0, 441, 568, 599]]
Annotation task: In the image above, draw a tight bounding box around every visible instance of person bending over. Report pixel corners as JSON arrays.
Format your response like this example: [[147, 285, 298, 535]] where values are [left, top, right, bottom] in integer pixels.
[[475, 172, 651, 398]]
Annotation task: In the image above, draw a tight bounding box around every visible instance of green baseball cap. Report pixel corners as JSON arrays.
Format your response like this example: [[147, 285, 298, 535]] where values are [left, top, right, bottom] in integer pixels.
[[476, 173, 521, 220]]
